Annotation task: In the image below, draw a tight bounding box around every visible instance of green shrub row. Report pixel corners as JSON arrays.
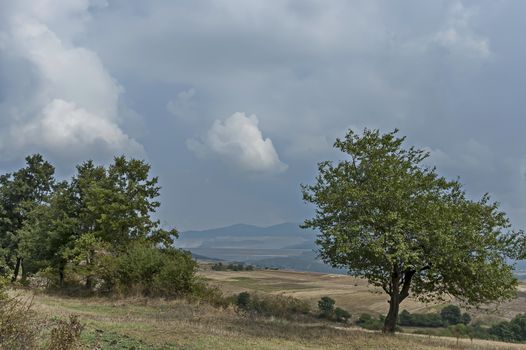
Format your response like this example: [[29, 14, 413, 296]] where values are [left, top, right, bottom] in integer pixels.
[[211, 262, 254, 271], [398, 305, 471, 328], [235, 291, 310, 319]]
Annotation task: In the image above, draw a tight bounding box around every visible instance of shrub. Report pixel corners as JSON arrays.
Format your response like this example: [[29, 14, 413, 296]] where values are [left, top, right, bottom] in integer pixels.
[[47, 315, 84, 350], [0, 280, 41, 349], [461, 312, 472, 325], [236, 291, 251, 310], [334, 307, 351, 323], [235, 292, 310, 319], [398, 309, 443, 327], [212, 263, 255, 271], [489, 313, 526, 342], [356, 313, 384, 330], [192, 282, 234, 308], [440, 305, 462, 325], [318, 296, 335, 318], [109, 242, 198, 297]]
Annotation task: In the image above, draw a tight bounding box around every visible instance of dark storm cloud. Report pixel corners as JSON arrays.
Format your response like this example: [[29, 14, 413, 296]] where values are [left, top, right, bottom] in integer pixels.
[[1, 0, 525, 230]]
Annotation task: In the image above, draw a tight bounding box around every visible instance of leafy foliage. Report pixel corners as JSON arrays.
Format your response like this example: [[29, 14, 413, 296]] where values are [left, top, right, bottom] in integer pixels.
[[235, 291, 310, 319], [302, 128, 520, 332], [1, 155, 203, 299], [334, 307, 351, 323], [212, 262, 254, 271], [398, 309, 443, 327], [0, 155, 55, 280], [489, 313, 526, 342], [317, 296, 335, 317], [356, 313, 386, 331], [398, 306, 471, 328], [440, 305, 462, 325]]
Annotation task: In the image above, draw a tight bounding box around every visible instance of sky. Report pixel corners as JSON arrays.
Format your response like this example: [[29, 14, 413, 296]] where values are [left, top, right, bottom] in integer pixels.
[[0, 0, 525, 231]]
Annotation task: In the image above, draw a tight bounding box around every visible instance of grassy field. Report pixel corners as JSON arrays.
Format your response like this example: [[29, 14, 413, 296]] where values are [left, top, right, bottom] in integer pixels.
[[25, 291, 525, 350], [200, 267, 526, 324], [15, 266, 526, 349]]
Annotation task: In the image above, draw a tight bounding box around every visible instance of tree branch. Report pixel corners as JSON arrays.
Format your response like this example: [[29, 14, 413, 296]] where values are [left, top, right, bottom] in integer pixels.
[[399, 270, 416, 301]]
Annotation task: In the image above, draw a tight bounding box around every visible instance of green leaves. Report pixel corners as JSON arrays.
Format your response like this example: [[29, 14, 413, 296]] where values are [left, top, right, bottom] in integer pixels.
[[302, 128, 520, 307], [8, 155, 179, 284]]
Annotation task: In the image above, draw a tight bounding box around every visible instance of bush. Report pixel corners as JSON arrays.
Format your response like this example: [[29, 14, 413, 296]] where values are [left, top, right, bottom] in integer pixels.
[[334, 307, 351, 323], [356, 313, 384, 330], [211, 262, 255, 271], [414, 324, 491, 341], [191, 282, 234, 308], [461, 312, 471, 325], [0, 280, 41, 349], [107, 242, 199, 297], [318, 296, 335, 318], [441, 305, 462, 325], [489, 313, 526, 342], [236, 291, 251, 310], [47, 315, 84, 350], [398, 309, 443, 327], [235, 292, 310, 319]]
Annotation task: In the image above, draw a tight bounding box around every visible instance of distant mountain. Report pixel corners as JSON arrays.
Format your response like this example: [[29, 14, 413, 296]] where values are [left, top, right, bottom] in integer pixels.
[[173, 223, 340, 274], [180, 223, 316, 239], [175, 223, 317, 250]]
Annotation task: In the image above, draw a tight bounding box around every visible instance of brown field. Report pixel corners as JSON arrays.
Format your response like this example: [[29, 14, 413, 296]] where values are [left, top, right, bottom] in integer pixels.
[[14, 266, 526, 349], [200, 267, 526, 324], [25, 291, 526, 350]]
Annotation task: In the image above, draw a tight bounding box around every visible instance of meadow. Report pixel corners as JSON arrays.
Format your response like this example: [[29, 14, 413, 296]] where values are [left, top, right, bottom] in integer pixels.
[[15, 265, 526, 350]]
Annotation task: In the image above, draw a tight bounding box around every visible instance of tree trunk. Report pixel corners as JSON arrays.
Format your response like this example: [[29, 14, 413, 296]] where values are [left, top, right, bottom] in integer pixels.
[[383, 293, 400, 333], [382, 268, 416, 333], [59, 265, 65, 287], [12, 257, 22, 282]]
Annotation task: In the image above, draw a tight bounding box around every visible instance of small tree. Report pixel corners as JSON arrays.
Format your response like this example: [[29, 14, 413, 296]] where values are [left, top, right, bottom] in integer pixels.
[[302, 129, 520, 333], [461, 312, 472, 325], [236, 292, 251, 311], [334, 307, 351, 323], [441, 305, 462, 325], [318, 296, 335, 318]]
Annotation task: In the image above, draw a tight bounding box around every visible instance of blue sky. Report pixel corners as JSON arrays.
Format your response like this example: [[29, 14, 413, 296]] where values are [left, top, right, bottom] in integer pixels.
[[0, 0, 525, 231]]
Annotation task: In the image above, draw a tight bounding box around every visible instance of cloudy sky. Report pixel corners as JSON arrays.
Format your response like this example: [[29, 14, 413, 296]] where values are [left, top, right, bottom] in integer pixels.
[[1, 0, 525, 231]]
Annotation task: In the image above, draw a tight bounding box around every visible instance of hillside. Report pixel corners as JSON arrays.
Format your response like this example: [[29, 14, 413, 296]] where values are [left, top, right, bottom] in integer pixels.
[[20, 267, 526, 349]]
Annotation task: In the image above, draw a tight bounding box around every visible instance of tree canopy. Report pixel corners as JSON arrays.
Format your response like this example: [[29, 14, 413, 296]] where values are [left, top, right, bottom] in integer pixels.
[[0, 154, 55, 279], [1, 155, 190, 295], [302, 129, 521, 333]]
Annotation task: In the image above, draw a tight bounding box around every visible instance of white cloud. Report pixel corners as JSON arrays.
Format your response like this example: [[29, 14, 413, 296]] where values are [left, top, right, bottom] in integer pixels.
[[6, 99, 143, 160], [0, 0, 143, 162], [188, 112, 287, 173]]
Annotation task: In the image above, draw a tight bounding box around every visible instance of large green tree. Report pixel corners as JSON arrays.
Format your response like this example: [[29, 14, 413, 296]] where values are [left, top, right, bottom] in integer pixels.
[[0, 154, 55, 280], [302, 129, 520, 333], [19, 156, 177, 286]]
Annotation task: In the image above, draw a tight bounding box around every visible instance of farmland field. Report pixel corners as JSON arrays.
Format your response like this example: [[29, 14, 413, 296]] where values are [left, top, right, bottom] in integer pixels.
[[200, 266, 526, 324]]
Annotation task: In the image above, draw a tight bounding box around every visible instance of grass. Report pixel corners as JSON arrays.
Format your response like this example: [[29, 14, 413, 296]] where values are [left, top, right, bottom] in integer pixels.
[[10, 267, 525, 349], [18, 288, 523, 350]]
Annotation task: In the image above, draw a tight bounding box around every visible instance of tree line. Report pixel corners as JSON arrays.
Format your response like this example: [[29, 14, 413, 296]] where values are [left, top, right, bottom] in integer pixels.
[[0, 155, 197, 296]]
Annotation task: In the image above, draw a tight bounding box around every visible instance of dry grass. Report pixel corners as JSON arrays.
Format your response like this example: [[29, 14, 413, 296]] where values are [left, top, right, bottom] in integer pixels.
[[18, 289, 524, 350], [201, 268, 526, 323], [9, 267, 524, 349]]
